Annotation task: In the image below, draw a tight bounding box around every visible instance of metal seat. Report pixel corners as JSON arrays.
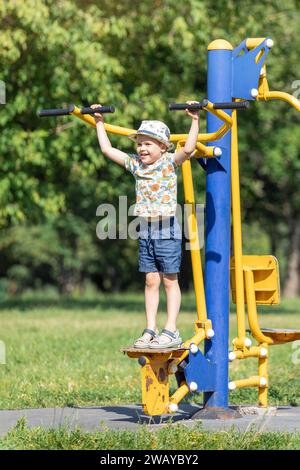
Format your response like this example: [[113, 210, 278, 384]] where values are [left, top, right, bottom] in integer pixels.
[[231, 255, 300, 345], [260, 328, 300, 345]]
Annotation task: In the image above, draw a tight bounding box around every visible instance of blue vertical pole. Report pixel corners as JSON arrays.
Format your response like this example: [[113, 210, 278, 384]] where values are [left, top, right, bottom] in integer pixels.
[[204, 40, 233, 409]]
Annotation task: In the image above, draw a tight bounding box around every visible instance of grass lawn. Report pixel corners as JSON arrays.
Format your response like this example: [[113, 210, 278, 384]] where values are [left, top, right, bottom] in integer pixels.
[[0, 291, 300, 449]]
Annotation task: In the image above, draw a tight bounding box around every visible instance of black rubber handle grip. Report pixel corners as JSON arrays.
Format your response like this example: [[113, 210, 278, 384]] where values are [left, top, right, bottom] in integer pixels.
[[38, 104, 75, 117], [169, 102, 204, 111], [169, 100, 250, 111], [211, 101, 250, 110], [80, 106, 115, 115]]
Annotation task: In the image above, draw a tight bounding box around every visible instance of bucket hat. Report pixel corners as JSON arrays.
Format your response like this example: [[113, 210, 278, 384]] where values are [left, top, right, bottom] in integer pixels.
[[128, 120, 172, 149]]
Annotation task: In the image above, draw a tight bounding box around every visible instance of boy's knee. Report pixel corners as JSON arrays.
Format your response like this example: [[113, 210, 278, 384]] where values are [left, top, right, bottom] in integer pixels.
[[163, 273, 178, 288], [145, 272, 161, 289]]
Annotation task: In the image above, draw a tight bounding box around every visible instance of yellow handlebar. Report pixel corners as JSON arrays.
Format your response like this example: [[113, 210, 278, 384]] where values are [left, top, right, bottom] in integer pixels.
[[258, 91, 300, 113], [71, 101, 234, 157]]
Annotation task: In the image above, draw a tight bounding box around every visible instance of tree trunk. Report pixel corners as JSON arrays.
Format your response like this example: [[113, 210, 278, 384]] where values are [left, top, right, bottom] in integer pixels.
[[283, 217, 300, 298]]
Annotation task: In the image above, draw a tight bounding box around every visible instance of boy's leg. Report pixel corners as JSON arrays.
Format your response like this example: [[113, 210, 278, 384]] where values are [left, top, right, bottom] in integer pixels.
[[162, 273, 181, 332], [144, 271, 161, 336]]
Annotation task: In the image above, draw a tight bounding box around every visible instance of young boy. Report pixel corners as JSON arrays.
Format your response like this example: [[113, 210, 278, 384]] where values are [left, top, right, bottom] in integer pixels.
[[91, 102, 200, 349]]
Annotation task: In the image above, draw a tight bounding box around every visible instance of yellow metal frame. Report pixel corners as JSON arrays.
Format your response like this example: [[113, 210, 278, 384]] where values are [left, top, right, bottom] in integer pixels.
[[44, 38, 300, 416], [71, 66, 300, 413], [230, 98, 277, 406], [229, 66, 300, 405], [70, 102, 233, 148], [81, 72, 300, 412], [257, 70, 300, 112]]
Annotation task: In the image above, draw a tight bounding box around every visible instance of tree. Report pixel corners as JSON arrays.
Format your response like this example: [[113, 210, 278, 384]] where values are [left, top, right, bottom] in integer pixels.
[[1, 0, 300, 293]]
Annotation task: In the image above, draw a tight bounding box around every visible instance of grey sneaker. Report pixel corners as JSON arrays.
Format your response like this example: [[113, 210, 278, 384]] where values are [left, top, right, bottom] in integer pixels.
[[149, 329, 182, 349]]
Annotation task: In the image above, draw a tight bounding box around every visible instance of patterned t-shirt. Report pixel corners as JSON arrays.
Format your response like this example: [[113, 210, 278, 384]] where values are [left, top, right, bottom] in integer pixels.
[[124, 152, 178, 217]]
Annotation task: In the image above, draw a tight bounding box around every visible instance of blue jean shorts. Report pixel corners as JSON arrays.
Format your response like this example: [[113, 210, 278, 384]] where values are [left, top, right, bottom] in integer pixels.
[[138, 217, 182, 273]]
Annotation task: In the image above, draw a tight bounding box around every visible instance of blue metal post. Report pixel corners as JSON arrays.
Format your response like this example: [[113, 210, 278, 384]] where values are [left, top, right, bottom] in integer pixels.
[[203, 40, 233, 409]]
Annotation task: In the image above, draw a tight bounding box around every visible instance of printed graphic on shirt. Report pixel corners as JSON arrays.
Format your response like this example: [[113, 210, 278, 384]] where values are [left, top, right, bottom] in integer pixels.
[[124, 152, 178, 217]]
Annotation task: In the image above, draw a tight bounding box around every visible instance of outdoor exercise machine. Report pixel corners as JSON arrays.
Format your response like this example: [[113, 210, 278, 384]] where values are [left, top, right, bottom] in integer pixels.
[[39, 37, 300, 419]]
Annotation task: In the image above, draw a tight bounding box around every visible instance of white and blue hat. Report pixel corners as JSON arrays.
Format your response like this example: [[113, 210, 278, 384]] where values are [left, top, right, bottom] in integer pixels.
[[128, 120, 172, 149]]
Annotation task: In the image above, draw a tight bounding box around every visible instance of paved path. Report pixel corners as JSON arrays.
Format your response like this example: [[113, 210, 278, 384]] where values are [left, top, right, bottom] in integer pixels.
[[1, 405, 300, 436]]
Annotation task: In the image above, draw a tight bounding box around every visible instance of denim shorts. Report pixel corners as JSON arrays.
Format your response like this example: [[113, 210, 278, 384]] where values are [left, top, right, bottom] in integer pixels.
[[138, 217, 182, 274]]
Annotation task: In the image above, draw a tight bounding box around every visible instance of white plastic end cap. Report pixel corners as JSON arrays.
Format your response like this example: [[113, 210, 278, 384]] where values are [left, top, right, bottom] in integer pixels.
[[251, 88, 259, 98], [259, 377, 267, 387], [228, 381, 236, 391], [266, 38, 274, 48], [168, 403, 178, 413], [244, 338, 252, 348], [189, 381, 198, 392], [190, 343, 198, 354], [214, 147, 222, 157], [206, 328, 215, 339], [228, 351, 236, 362], [169, 364, 178, 374], [260, 347, 268, 358]]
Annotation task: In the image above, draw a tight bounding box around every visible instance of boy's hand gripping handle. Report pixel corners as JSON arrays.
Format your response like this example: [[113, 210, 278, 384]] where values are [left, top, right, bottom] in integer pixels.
[[169, 100, 250, 111], [80, 105, 115, 115]]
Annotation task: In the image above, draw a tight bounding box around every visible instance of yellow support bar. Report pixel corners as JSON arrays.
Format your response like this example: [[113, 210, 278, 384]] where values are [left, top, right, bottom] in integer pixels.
[[170, 125, 228, 143], [244, 269, 273, 345], [233, 346, 266, 359], [71, 105, 136, 135], [71, 105, 96, 127], [257, 91, 300, 112], [202, 101, 233, 125], [176, 140, 217, 159], [194, 142, 216, 158], [258, 354, 269, 407], [169, 382, 190, 408], [171, 100, 233, 143], [140, 354, 170, 416], [169, 328, 206, 369], [232, 376, 265, 389], [245, 38, 266, 49], [231, 108, 247, 349], [71, 100, 233, 150], [180, 145, 207, 323]]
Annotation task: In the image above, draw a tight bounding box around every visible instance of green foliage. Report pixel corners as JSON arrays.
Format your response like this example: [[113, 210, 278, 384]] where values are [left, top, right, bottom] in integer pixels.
[[0, 0, 300, 291]]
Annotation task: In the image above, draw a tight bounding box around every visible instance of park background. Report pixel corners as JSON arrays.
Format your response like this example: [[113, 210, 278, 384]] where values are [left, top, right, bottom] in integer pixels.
[[1, 0, 300, 450], [1, 0, 300, 299]]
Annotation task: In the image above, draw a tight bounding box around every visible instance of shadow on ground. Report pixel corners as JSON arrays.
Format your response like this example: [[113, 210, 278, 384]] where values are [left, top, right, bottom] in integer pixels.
[[75, 404, 201, 425]]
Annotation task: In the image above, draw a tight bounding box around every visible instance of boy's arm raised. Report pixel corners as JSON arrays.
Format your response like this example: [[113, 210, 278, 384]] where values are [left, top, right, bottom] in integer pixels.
[[173, 100, 200, 166], [92, 104, 127, 167]]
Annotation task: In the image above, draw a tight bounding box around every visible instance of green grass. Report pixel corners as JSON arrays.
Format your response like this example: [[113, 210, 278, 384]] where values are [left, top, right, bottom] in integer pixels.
[[0, 291, 300, 449], [1, 419, 300, 450]]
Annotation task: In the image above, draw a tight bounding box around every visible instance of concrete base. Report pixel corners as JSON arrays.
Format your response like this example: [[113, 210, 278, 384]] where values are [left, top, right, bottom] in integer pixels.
[[191, 406, 242, 420], [0, 404, 300, 436]]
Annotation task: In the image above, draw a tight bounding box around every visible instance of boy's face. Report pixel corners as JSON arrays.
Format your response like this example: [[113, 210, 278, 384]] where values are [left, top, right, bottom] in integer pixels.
[[136, 135, 167, 165]]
